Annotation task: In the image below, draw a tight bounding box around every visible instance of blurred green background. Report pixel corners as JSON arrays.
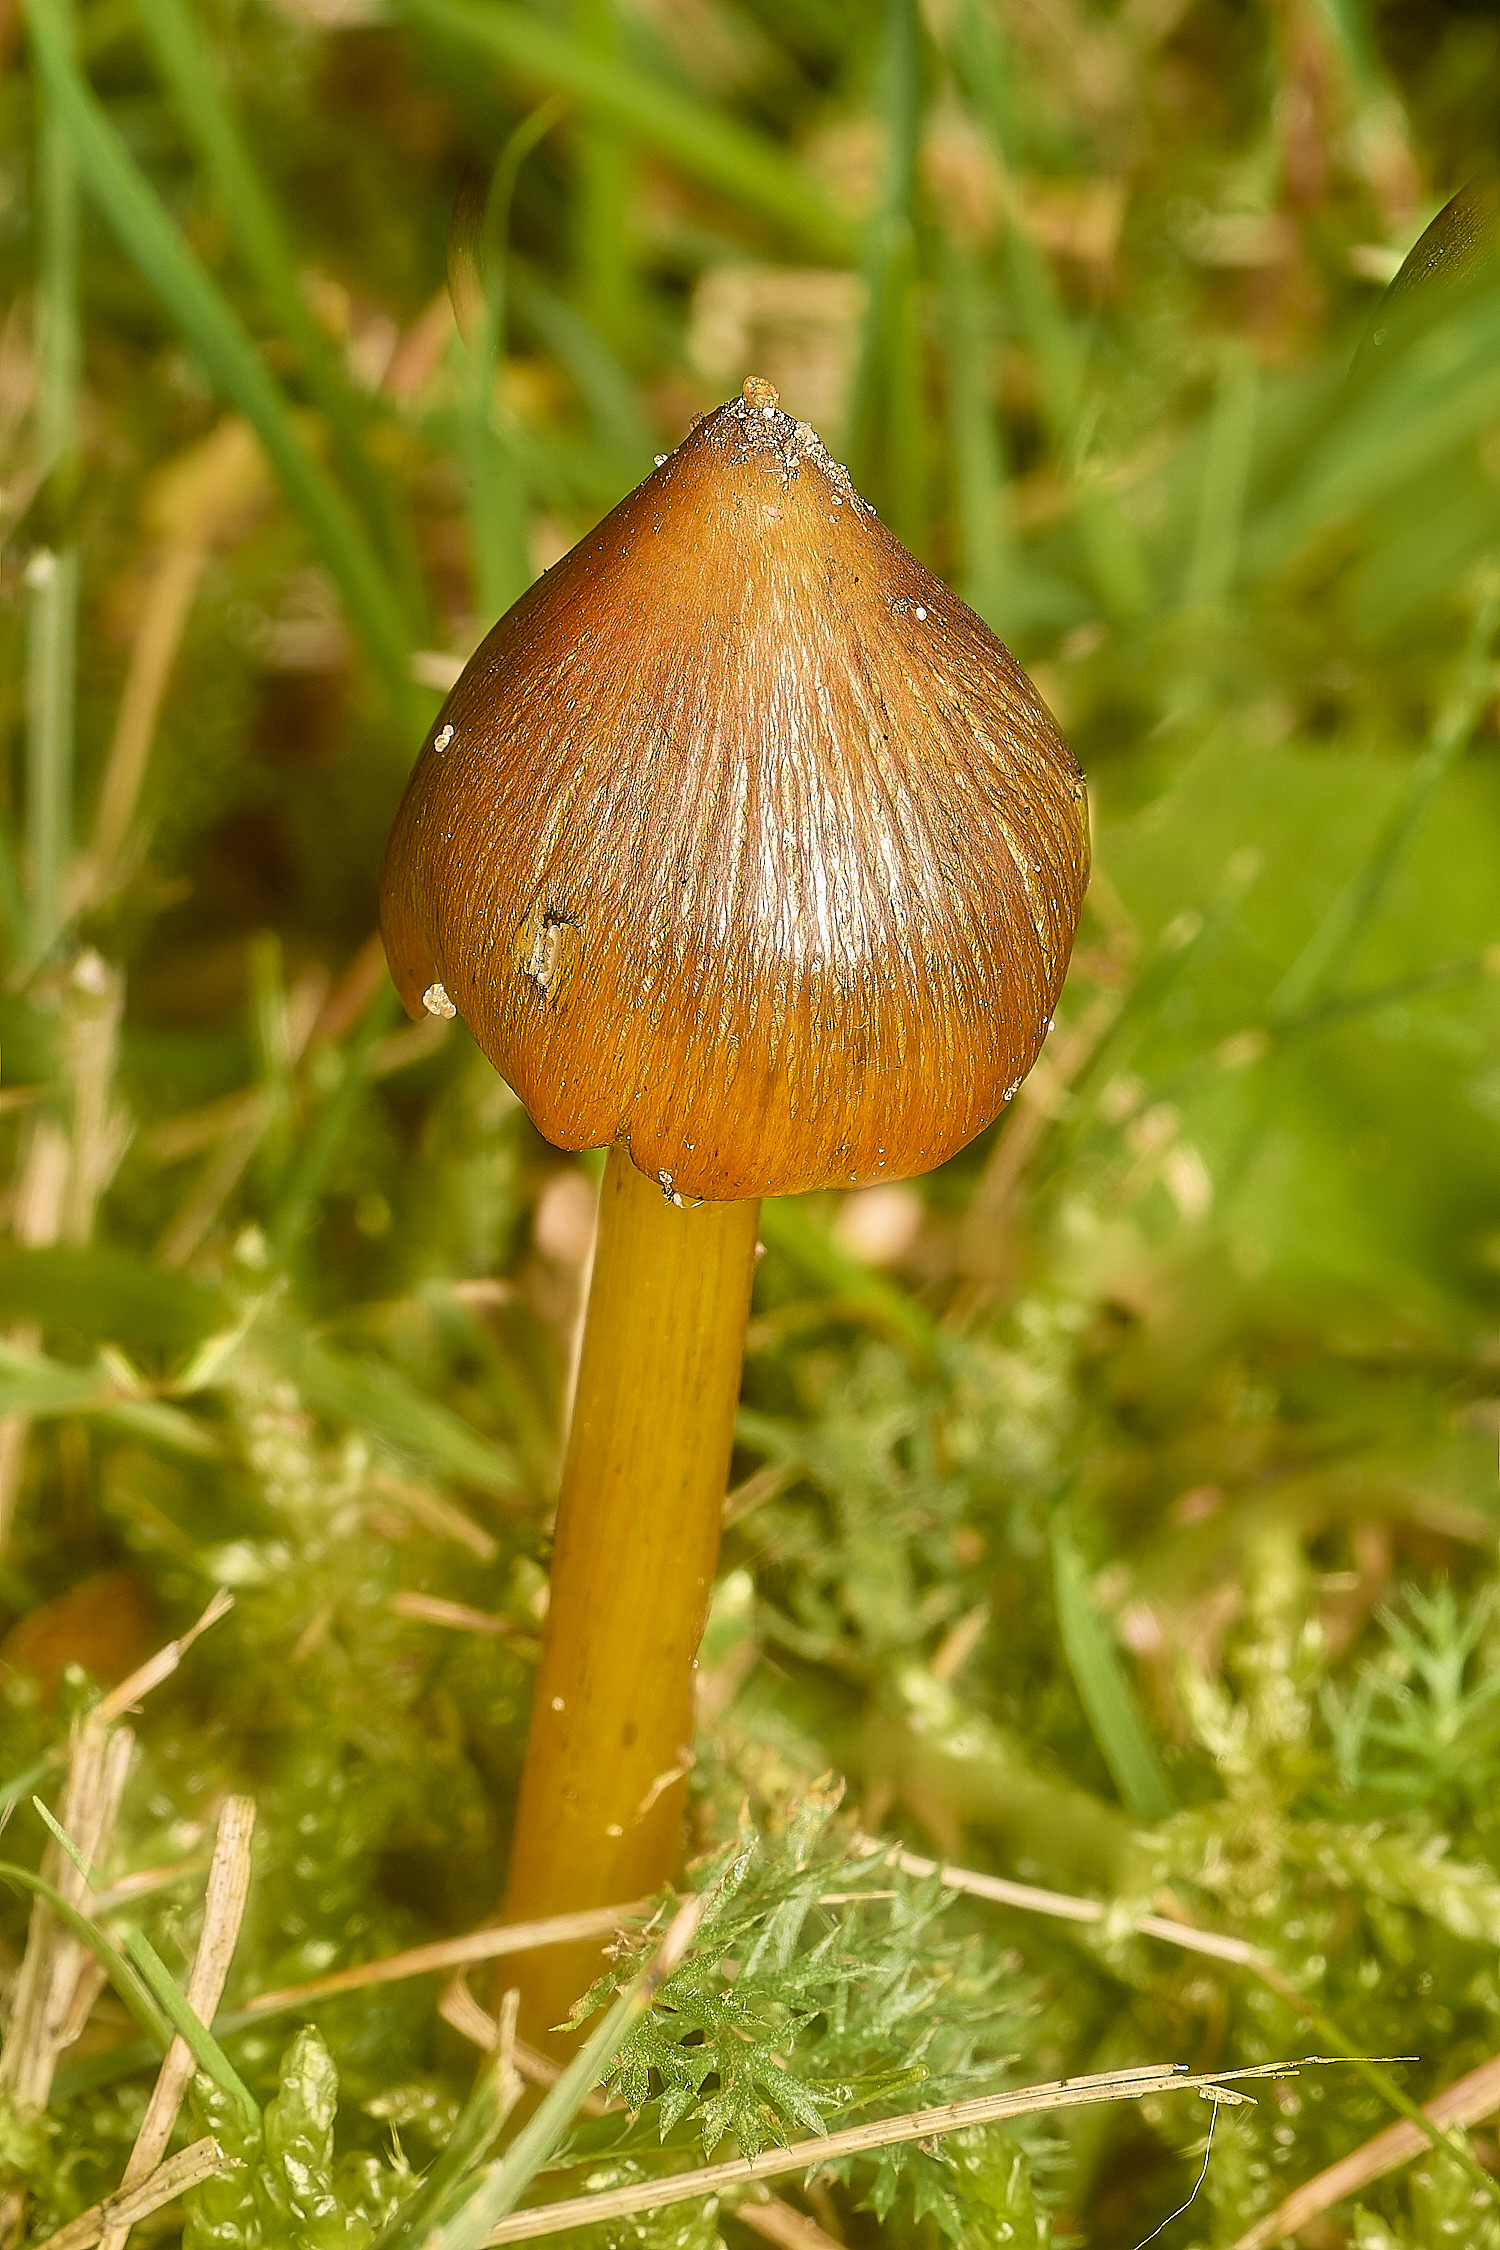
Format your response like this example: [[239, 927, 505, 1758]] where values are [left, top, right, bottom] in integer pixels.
[[2, 0, 1500, 2244]]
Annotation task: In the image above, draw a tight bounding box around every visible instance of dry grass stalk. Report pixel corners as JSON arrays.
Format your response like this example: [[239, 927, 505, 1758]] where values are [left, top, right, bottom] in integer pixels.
[[0, 1115, 71, 1554], [469, 2021, 846, 2250], [439, 1984, 625, 2122], [84, 543, 206, 893], [2, 953, 131, 1557], [236, 1900, 650, 2022], [0, 1589, 233, 2158], [0, 1715, 135, 2114], [722, 1460, 797, 1528], [96, 1794, 256, 2250], [59, 954, 130, 1248], [954, 990, 1119, 1309], [493, 1985, 524, 2121], [734, 2193, 845, 2250], [439, 1969, 507, 2056], [82, 418, 270, 907], [389, 1592, 518, 1638], [367, 1469, 498, 1561], [479, 2060, 1296, 2244], [154, 1104, 270, 1270], [91, 1588, 234, 1727], [1229, 2046, 1500, 2250], [32, 2138, 237, 2250], [154, 962, 325, 1270], [92, 1854, 213, 1913], [872, 1841, 1273, 1971]]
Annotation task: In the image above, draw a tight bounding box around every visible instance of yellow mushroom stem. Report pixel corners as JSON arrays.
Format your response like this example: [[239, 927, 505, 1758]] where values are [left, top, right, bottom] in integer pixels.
[[501, 1141, 760, 2046]]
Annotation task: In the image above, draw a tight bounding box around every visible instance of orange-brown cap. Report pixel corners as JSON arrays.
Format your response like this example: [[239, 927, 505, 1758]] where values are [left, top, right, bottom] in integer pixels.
[[380, 379, 1089, 1202]]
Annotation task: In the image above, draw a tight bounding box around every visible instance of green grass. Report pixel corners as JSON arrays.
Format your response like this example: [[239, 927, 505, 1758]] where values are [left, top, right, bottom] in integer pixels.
[[2, 1, 1500, 2245]]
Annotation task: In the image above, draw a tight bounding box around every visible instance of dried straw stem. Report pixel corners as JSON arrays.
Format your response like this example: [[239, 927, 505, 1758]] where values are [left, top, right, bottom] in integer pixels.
[[0, 1714, 135, 2112], [479, 2060, 1301, 2244], [33, 2139, 235, 2250], [97, 1795, 256, 2250]]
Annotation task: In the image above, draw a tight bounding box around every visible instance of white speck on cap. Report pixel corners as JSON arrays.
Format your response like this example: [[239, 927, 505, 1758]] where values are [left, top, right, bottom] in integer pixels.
[[423, 983, 458, 1019], [434, 724, 455, 753]]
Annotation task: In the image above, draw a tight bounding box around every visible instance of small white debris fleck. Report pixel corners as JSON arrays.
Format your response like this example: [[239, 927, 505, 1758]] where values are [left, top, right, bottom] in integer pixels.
[[654, 453, 667, 465], [72, 949, 111, 996], [915, 605, 927, 620], [605, 1823, 624, 1837], [434, 723, 455, 753], [551, 1696, 565, 1712], [762, 404, 775, 418], [422, 982, 457, 1019]]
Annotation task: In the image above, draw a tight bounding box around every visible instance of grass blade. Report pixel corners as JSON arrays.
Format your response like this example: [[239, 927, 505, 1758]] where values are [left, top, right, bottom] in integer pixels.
[[1269, 561, 1500, 1018], [268, 983, 402, 1261], [25, 0, 80, 969], [844, 0, 920, 518], [0, 1857, 168, 2052], [431, 1893, 706, 2250], [137, 0, 428, 630], [1051, 1517, 1174, 1824], [22, 0, 417, 716], [276, 1331, 524, 1497], [950, 0, 1151, 617], [939, 234, 1018, 626], [509, 270, 653, 469], [24, 547, 76, 967], [756, 1199, 940, 1365], [31, 1798, 260, 2125], [400, 0, 854, 262], [1181, 344, 1260, 610], [114, 1925, 260, 2125]]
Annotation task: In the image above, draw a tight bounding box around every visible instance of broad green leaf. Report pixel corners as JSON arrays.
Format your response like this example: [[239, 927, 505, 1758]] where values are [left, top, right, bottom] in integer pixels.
[[0, 1247, 229, 1346]]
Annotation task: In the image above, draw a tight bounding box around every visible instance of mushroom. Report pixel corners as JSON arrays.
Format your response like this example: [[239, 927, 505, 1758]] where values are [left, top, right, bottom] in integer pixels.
[[380, 377, 1089, 2040]]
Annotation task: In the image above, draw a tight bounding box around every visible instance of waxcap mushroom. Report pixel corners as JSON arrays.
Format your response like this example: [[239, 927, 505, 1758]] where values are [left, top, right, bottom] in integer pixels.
[[381, 378, 1089, 1202]]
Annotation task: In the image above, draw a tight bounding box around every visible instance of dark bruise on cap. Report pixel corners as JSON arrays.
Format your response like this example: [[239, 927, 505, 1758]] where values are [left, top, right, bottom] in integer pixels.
[[380, 378, 1090, 1202]]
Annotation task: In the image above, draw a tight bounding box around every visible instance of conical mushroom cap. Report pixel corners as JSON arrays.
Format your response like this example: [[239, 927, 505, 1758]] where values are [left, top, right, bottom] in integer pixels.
[[381, 380, 1089, 1202]]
